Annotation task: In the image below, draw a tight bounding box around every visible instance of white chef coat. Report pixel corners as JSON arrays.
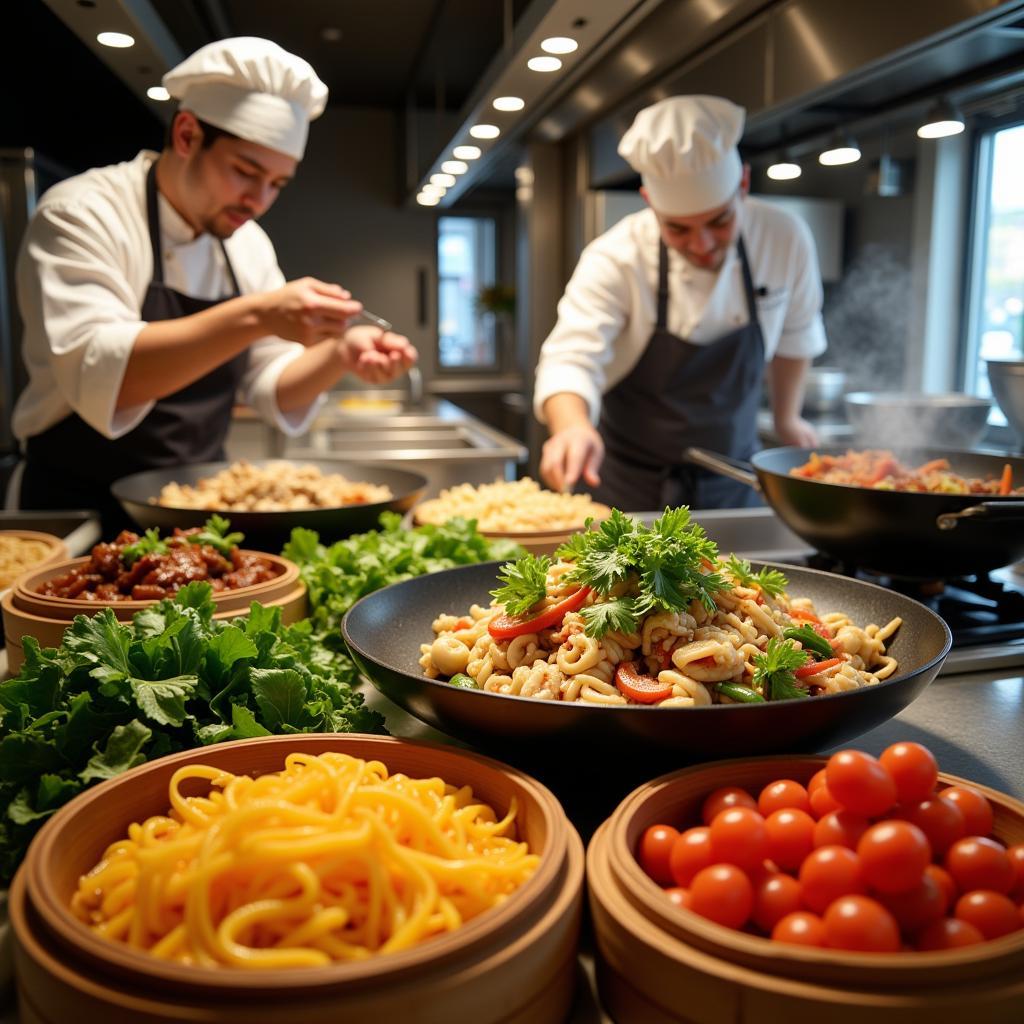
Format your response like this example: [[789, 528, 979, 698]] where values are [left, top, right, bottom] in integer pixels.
[[533, 197, 828, 424], [12, 149, 324, 443]]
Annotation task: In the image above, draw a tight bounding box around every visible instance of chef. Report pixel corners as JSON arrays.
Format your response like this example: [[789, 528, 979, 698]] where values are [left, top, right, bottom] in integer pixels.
[[13, 36, 416, 531], [535, 95, 826, 509]]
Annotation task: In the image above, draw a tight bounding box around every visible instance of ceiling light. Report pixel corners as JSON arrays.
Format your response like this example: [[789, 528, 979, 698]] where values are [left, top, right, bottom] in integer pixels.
[[146, 86, 170, 102], [541, 37, 578, 54], [417, 193, 440, 206], [493, 96, 525, 112], [528, 56, 562, 72], [453, 145, 481, 160], [442, 160, 468, 174], [97, 31, 135, 48], [767, 160, 801, 180], [819, 132, 861, 166], [917, 97, 965, 139], [470, 124, 500, 139], [431, 173, 456, 187], [422, 183, 446, 196]]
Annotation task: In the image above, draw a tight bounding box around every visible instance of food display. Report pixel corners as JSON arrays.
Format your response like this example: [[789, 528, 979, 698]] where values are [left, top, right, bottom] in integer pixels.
[[636, 741, 1024, 952], [36, 517, 277, 601], [419, 509, 900, 706], [72, 750, 539, 967], [413, 477, 610, 533], [791, 449, 1022, 495], [0, 532, 62, 589], [157, 459, 393, 511]]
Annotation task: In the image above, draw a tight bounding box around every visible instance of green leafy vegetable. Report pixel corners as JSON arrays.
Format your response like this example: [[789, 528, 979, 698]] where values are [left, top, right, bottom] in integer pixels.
[[752, 636, 810, 702], [185, 514, 244, 556], [783, 623, 833, 660], [120, 528, 169, 567], [490, 555, 550, 615], [723, 554, 789, 598]]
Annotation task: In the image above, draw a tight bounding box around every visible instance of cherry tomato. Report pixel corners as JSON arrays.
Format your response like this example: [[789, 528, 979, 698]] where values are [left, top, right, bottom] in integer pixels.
[[689, 864, 754, 929], [668, 827, 715, 887], [758, 779, 812, 816], [701, 786, 757, 825], [946, 836, 1014, 895], [825, 750, 897, 818], [916, 917, 985, 950], [752, 872, 803, 933], [1007, 843, 1024, 900], [879, 742, 938, 804], [807, 768, 828, 795], [813, 810, 870, 850], [875, 872, 946, 932], [799, 845, 866, 914], [809, 783, 843, 819], [954, 890, 1021, 940], [665, 887, 692, 911], [823, 895, 901, 952], [925, 864, 958, 913], [638, 824, 681, 886], [772, 910, 826, 947], [890, 796, 966, 857], [709, 807, 767, 873], [764, 808, 816, 871], [941, 785, 994, 838], [857, 820, 931, 894]]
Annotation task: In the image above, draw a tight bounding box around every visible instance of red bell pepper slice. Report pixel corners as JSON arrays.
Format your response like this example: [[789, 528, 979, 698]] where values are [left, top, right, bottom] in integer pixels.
[[615, 661, 674, 704], [794, 656, 844, 678], [488, 586, 592, 640]]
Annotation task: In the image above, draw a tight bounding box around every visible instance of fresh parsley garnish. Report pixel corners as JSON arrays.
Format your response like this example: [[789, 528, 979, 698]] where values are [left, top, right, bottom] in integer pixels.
[[752, 636, 810, 701], [723, 554, 788, 598], [121, 528, 169, 567], [580, 597, 640, 637], [186, 514, 244, 557], [490, 555, 550, 616], [783, 623, 833, 660]]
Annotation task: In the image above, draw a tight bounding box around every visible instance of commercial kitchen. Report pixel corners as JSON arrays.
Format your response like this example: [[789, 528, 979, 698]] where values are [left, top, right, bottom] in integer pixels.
[[1, 1, 1023, 1022]]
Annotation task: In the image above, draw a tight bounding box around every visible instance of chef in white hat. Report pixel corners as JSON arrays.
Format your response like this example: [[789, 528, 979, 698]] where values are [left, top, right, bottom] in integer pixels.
[[535, 95, 826, 509], [14, 37, 416, 531]]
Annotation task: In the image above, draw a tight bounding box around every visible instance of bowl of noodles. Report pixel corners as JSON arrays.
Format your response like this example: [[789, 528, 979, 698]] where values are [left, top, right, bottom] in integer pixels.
[[342, 510, 952, 759], [12, 734, 583, 1024]]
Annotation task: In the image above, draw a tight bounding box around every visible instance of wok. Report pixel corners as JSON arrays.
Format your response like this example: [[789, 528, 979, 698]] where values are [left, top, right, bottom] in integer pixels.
[[111, 459, 428, 550], [686, 446, 1024, 578], [342, 561, 950, 759]]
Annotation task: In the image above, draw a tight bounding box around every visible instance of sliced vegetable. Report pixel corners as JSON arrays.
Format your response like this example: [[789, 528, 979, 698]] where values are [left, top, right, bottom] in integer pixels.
[[615, 661, 673, 704], [448, 673, 479, 690], [794, 657, 843, 678], [783, 624, 834, 661], [1000, 463, 1013, 496], [488, 586, 591, 640], [715, 682, 766, 703]]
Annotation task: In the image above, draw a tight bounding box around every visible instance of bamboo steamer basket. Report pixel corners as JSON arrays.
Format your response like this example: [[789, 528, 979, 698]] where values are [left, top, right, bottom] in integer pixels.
[[0, 530, 68, 591], [588, 755, 1024, 1024], [12, 734, 583, 1024], [2, 576, 307, 676]]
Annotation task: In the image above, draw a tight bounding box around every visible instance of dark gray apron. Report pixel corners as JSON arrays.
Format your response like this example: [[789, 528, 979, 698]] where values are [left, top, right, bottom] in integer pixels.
[[21, 163, 248, 533], [593, 237, 765, 510]]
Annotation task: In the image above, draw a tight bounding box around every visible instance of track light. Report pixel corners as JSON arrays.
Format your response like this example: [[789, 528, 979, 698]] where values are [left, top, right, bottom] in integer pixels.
[[767, 155, 801, 180], [819, 132, 861, 166], [917, 97, 965, 139]]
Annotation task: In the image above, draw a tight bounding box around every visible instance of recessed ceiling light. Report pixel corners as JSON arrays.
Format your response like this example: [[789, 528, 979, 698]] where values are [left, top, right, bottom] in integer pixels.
[[453, 145, 481, 160], [469, 124, 500, 139], [527, 56, 562, 72], [541, 37, 578, 54], [417, 193, 440, 206], [431, 173, 456, 187], [493, 96, 525, 112], [146, 86, 170, 102], [442, 160, 468, 174], [767, 160, 801, 180], [97, 31, 135, 48], [422, 183, 446, 196]]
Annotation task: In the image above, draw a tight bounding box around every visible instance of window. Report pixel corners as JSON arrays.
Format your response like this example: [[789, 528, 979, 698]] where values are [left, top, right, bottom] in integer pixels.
[[437, 216, 498, 370], [964, 121, 1024, 419]]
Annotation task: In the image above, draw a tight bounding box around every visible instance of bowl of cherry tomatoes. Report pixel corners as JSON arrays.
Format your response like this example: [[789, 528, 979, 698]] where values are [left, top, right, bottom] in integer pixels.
[[587, 742, 1024, 1023]]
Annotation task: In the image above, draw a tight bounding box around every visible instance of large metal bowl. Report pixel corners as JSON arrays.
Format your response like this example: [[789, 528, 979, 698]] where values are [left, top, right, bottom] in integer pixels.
[[844, 392, 990, 448], [987, 358, 1024, 446], [802, 366, 847, 414]]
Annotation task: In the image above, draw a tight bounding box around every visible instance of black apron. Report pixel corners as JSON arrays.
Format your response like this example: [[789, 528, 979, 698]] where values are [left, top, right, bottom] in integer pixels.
[[21, 163, 248, 534], [593, 237, 765, 511]]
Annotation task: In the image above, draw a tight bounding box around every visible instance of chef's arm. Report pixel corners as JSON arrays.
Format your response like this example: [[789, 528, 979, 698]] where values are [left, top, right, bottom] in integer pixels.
[[768, 355, 819, 448]]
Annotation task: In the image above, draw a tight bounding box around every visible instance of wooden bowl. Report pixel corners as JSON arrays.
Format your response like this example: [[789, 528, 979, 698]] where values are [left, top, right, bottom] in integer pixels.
[[12, 734, 583, 1024], [588, 755, 1024, 1023], [0, 530, 68, 591]]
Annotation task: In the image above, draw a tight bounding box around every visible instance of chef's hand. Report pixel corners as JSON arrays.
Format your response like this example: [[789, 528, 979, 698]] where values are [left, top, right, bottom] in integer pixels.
[[337, 325, 418, 385], [540, 424, 604, 493], [258, 277, 364, 346], [774, 415, 819, 448]]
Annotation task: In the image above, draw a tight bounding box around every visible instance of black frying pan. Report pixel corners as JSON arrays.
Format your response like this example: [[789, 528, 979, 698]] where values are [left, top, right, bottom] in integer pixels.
[[111, 459, 428, 550], [342, 561, 951, 759], [686, 446, 1024, 578]]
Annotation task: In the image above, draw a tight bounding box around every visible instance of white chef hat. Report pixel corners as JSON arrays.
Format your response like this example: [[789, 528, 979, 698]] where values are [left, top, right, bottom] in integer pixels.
[[618, 95, 745, 216], [163, 37, 328, 161]]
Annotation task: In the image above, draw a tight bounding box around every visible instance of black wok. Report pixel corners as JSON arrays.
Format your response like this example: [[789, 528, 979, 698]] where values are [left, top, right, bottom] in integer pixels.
[[686, 446, 1024, 578], [342, 561, 951, 759], [112, 459, 428, 550]]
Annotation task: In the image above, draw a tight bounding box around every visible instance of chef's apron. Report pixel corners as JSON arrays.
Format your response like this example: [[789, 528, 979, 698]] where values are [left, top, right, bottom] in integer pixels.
[[21, 163, 248, 534], [593, 237, 765, 511]]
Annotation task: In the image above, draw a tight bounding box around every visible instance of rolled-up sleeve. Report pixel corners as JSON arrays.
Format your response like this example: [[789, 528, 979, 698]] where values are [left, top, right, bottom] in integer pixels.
[[775, 218, 828, 360], [19, 200, 154, 438], [533, 248, 630, 425]]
